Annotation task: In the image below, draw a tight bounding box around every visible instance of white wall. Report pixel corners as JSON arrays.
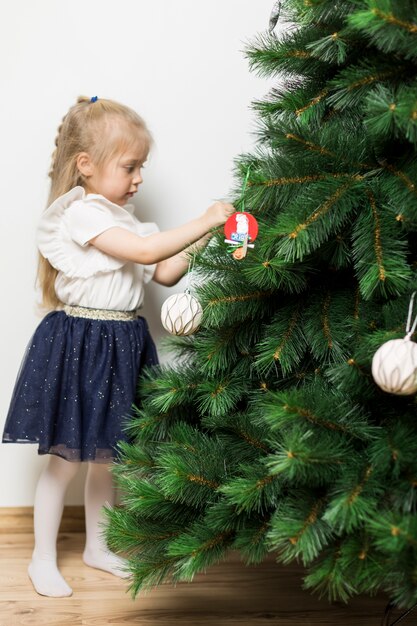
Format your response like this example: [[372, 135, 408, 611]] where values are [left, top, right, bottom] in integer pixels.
[[0, 0, 274, 506]]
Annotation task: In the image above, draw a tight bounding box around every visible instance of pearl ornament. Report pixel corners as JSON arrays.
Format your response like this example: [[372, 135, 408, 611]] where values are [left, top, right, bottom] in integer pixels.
[[372, 337, 417, 395], [161, 292, 203, 336]]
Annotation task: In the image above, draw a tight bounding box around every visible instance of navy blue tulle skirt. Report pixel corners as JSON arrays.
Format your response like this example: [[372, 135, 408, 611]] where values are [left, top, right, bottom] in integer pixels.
[[2, 310, 158, 462]]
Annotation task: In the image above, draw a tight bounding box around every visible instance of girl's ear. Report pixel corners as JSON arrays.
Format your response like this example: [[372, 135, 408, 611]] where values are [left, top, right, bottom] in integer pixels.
[[76, 152, 94, 177]]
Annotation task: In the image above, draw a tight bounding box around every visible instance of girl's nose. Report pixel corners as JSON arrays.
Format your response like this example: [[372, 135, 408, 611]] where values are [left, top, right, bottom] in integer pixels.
[[133, 169, 143, 185]]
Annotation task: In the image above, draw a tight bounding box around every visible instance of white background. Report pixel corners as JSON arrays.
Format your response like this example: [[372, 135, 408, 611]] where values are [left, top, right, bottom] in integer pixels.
[[0, 0, 275, 505]]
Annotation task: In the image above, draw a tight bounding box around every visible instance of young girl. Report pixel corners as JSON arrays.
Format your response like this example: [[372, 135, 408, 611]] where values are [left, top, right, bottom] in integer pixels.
[[2, 96, 235, 598]]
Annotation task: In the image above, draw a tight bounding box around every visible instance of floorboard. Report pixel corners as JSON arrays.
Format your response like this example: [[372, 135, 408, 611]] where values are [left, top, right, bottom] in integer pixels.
[[0, 527, 401, 626]]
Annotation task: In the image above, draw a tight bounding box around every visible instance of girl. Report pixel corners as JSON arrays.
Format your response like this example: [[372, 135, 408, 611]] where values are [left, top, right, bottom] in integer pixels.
[[2, 96, 235, 598]]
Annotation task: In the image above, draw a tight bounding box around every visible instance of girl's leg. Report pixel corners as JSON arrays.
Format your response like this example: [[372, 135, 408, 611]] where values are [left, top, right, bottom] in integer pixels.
[[83, 462, 128, 577], [28, 455, 81, 597]]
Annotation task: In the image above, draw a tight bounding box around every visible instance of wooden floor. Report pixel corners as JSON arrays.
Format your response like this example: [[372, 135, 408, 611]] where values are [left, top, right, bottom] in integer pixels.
[[0, 508, 403, 626]]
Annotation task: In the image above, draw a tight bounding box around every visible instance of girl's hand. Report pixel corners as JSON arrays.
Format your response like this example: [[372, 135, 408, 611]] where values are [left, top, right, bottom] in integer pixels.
[[204, 201, 236, 228]]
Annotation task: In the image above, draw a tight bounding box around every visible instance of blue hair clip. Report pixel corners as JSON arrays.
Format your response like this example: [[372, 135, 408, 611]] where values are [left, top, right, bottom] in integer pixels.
[[90, 96, 98, 103]]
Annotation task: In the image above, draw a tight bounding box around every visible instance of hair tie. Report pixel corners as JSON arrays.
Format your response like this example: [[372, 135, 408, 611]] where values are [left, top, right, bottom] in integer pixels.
[[90, 96, 98, 103]]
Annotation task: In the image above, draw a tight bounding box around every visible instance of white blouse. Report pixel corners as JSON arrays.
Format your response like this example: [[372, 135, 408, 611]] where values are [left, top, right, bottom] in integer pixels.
[[37, 186, 159, 311]]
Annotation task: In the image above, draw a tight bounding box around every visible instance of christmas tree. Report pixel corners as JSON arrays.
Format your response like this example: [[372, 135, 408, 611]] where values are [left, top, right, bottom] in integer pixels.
[[106, 0, 417, 608]]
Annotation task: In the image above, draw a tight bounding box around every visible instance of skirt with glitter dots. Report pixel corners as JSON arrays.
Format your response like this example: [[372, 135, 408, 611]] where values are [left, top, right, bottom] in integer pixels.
[[2, 310, 158, 462]]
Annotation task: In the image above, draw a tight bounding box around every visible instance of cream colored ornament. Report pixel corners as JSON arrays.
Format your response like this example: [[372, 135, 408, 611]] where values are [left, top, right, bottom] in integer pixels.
[[371, 292, 417, 395], [161, 291, 203, 336], [372, 338, 417, 395]]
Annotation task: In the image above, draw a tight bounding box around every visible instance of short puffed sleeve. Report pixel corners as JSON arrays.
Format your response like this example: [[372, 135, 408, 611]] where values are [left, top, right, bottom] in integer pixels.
[[37, 187, 161, 282], [37, 187, 133, 279], [65, 200, 119, 246]]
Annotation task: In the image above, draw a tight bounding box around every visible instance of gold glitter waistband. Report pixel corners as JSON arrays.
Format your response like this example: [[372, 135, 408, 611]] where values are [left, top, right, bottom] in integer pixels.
[[63, 305, 139, 321]]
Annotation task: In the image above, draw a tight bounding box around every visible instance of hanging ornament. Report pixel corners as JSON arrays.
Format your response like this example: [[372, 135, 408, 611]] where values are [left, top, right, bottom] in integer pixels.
[[224, 211, 259, 259], [160, 257, 203, 336], [161, 290, 203, 336], [224, 166, 259, 260], [372, 292, 417, 395], [269, 0, 282, 34]]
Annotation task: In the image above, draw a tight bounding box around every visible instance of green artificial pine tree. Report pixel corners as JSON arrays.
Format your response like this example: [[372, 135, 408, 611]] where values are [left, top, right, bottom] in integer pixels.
[[106, 0, 417, 608]]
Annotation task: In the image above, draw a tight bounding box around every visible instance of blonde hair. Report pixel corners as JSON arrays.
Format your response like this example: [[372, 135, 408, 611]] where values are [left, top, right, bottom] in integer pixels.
[[37, 96, 152, 310]]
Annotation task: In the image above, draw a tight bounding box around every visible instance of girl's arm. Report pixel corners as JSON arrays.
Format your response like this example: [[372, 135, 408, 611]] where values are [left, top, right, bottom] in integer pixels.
[[152, 232, 212, 287], [88, 202, 233, 265]]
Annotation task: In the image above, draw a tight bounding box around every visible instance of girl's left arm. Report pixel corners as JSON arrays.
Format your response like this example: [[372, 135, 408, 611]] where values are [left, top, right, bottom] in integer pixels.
[[152, 233, 212, 286]]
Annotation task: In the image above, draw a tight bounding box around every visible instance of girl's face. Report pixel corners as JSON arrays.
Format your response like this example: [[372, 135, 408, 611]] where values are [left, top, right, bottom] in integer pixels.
[[84, 140, 148, 206]]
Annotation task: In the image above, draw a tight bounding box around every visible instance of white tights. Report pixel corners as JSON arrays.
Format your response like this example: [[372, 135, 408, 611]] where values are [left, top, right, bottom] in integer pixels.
[[28, 455, 128, 598]]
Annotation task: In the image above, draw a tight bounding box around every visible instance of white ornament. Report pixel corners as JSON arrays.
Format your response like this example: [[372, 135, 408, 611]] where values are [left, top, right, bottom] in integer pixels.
[[372, 337, 417, 395], [371, 292, 417, 395], [161, 291, 203, 336]]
